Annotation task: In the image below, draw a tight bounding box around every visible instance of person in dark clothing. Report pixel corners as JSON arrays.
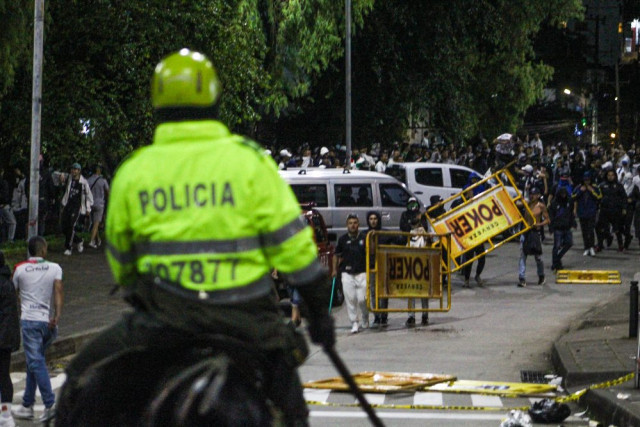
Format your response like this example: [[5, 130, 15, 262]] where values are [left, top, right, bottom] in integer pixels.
[[60, 163, 93, 255], [453, 187, 487, 288], [572, 171, 601, 256], [0, 169, 17, 243], [399, 197, 421, 232], [0, 251, 20, 425], [596, 169, 627, 252], [548, 187, 575, 271], [367, 211, 390, 327]]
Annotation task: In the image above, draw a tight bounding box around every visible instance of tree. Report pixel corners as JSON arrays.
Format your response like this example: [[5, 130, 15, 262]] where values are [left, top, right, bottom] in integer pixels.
[[0, 0, 31, 101], [273, 0, 584, 149], [0, 0, 373, 170]]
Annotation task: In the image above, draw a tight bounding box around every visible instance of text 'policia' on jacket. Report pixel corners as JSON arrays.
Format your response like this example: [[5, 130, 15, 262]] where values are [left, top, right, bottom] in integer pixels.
[[105, 120, 323, 302]]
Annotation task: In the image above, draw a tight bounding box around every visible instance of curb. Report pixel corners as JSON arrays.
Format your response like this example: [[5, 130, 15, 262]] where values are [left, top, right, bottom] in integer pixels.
[[579, 388, 640, 427], [10, 328, 104, 372], [552, 340, 634, 389]]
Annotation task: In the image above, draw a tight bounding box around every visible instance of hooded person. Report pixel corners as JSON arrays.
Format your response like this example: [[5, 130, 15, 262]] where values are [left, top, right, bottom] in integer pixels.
[[399, 197, 421, 232], [548, 187, 575, 271], [465, 172, 487, 196], [596, 168, 626, 251], [366, 211, 390, 326]]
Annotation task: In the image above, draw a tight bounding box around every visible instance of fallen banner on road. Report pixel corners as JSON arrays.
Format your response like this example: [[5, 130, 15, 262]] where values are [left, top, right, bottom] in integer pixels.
[[303, 371, 455, 393], [425, 379, 557, 397], [555, 270, 621, 284]]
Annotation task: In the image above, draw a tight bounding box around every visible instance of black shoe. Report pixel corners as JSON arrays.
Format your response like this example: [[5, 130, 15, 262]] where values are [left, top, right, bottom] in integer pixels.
[[381, 318, 388, 327], [421, 315, 429, 326], [538, 275, 546, 285], [517, 279, 526, 287], [405, 317, 416, 327], [372, 318, 381, 327], [606, 235, 613, 248]]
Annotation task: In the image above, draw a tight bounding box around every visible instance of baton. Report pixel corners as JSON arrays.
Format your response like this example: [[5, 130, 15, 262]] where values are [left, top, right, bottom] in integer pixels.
[[328, 277, 336, 314], [323, 344, 385, 427]]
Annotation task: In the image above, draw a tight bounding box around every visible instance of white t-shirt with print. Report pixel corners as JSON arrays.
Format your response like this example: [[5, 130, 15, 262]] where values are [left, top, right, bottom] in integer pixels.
[[13, 257, 62, 322]]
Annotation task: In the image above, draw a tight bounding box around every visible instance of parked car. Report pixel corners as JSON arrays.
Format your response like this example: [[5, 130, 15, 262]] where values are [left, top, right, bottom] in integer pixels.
[[386, 162, 519, 209], [279, 168, 418, 239]]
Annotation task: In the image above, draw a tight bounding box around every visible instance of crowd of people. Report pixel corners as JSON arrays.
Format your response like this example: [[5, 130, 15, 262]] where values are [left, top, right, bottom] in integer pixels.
[[0, 162, 109, 254]]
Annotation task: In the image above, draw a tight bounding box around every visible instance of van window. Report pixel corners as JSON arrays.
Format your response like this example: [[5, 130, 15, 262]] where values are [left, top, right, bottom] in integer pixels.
[[380, 183, 411, 207], [415, 168, 443, 187], [335, 184, 373, 207], [290, 184, 328, 207], [450, 168, 472, 188], [386, 166, 407, 184]]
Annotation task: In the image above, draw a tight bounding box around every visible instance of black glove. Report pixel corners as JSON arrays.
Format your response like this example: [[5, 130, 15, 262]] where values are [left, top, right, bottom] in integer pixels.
[[294, 272, 336, 348], [307, 313, 335, 348]]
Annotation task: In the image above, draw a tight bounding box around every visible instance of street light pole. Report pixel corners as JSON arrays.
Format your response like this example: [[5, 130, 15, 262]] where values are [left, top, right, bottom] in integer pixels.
[[345, 0, 352, 168], [28, 0, 44, 240]]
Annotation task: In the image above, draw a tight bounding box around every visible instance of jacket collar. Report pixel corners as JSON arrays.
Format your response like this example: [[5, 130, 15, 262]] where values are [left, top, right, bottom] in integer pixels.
[[154, 120, 231, 145]]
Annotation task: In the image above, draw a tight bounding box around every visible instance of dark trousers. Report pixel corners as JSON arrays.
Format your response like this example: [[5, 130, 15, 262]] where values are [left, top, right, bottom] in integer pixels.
[[61, 207, 82, 250], [596, 210, 623, 249], [623, 202, 635, 248], [579, 217, 596, 249], [0, 348, 13, 403], [63, 311, 308, 426], [370, 273, 388, 322], [462, 244, 486, 280], [552, 229, 573, 268]]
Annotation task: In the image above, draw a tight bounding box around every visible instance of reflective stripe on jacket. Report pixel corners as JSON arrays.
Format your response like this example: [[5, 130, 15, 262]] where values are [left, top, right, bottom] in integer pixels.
[[105, 120, 321, 301]]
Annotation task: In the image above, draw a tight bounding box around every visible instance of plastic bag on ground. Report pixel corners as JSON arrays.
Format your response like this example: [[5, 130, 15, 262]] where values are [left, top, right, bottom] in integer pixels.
[[528, 398, 571, 423], [500, 410, 533, 427]]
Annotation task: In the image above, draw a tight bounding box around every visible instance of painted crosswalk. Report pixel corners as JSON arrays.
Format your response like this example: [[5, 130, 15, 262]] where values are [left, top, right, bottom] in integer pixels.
[[303, 388, 548, 410]]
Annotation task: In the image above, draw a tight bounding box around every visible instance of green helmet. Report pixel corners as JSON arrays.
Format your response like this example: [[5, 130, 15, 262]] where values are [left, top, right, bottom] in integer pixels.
[[151, 49, 221, 109]]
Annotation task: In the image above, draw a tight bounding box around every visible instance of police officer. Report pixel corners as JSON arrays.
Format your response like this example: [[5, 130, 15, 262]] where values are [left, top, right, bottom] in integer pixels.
[[59, 49, 334, 426]]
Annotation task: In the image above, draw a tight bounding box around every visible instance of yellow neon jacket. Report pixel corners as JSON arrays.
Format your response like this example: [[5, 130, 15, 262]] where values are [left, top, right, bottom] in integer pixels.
[[105, 120, 322, 302]]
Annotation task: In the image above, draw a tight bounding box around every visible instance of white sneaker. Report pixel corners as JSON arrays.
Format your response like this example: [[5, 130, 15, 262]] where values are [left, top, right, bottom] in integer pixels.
[[360, 320, 369, 329], [0, 415, 15, 427], [350, 322, 359, 334], [88, 241, 97, 249], [63, 249, 72, 256], [11, 405, 33, 420], [589, 247, 596, 256], [77, 241, 84, 253], [583, 249, 589, 256], [38, 406, 55, 423]]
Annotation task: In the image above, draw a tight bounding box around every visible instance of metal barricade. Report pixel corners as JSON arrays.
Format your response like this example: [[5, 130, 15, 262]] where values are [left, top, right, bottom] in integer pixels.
[[365, 230, 452, 314]]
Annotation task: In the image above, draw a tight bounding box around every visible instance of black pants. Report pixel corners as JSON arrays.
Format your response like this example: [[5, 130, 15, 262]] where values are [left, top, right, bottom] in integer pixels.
[[64, 311, 308, 426], [596, 210, 623, 249], [579, 217, 596, 250], [462, 244, 486, 281], [61, 207, 82, 250], [623, 202, 635, 248], [0, 348, 12, 403]]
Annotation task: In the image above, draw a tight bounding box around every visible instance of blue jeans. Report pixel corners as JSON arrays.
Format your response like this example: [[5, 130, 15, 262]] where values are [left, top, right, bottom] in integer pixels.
[[552, 229, 573, 268], [21, 320, 57, 408], [519, 235, 544, 281]]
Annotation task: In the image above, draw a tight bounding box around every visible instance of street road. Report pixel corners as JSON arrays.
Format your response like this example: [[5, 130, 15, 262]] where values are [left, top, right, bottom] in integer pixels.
[[300, 237, 640, 426]]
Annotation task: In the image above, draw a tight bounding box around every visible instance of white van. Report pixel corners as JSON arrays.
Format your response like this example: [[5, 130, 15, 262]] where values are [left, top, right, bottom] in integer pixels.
[[386, 162, 519, 209], [279, 168, 417, 238]]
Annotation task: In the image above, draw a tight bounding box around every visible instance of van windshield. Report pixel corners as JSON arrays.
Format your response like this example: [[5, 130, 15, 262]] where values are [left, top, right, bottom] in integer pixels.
[[386, 166, 406, 184]]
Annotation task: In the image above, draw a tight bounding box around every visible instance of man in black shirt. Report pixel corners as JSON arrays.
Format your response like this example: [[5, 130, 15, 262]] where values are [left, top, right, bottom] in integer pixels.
[[332, 214, 368, 334]]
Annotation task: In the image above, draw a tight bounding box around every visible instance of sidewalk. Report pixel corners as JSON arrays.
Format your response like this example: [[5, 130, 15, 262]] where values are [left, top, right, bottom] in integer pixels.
[[10, 243, 640, 426], [552, 290, 640, 426]]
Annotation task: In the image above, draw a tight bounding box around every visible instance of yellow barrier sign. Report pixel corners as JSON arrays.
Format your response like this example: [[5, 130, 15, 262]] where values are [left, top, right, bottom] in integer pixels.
[[426, 380, 557, 397], [556, 270, 621, 284], [304, 371, 456, 393], [432, 186, 522, 259], [377, 246, 441, 298]]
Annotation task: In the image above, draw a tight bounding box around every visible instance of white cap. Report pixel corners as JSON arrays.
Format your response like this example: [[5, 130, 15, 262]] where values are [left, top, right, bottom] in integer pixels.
[[521, 164, 533, 173], [320, 146, 329, 156], [280, 149, 292, 157], [601, 161, 613, 170]]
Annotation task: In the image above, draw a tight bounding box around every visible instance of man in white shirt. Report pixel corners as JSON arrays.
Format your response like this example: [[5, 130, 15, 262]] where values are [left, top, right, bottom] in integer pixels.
[[375, 151, 388, 173], [12, 237, 64, 423]]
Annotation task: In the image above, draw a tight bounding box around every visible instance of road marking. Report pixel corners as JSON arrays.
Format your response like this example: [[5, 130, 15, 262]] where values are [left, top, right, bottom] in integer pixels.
[[470, 394, 503, 407], [310, 410, 507, 420], [413, 392, 444, 406], [304, 389, 331, 403], [358, 393, 386, 405]]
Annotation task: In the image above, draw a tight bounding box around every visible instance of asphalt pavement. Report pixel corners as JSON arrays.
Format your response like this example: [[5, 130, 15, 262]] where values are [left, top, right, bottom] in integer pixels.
[[7, 238, 640, 427]]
